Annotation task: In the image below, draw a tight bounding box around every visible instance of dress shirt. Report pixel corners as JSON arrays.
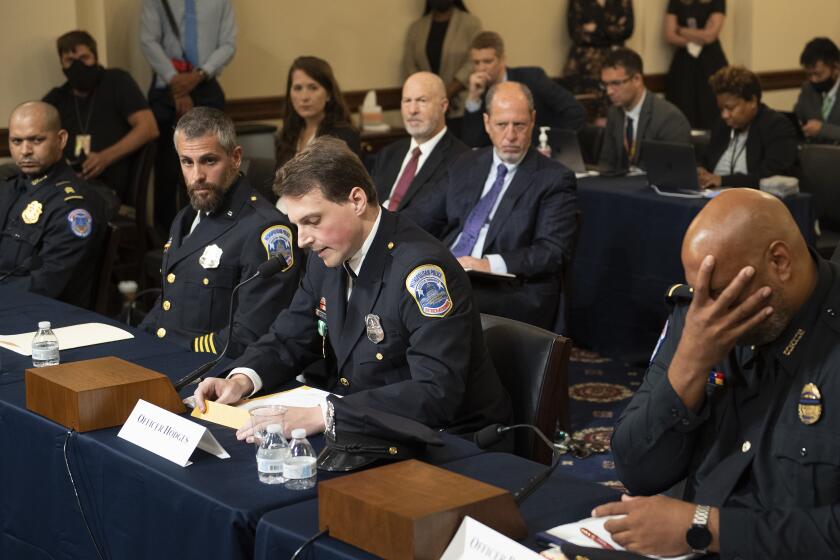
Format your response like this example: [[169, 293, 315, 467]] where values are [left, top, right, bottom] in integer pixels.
[[822, 77, 840, 119], [713, 128, 750, 177], [624, 90, 645, 147], [383, 126, 448, 208], [449, 150, 520, 273]]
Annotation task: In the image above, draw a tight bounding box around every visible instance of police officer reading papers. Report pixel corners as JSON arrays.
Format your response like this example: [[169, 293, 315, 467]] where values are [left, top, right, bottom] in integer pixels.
[[1, 101, 104, 308], [140, 108, 300, 357], [594, 189, 840, 559], [194, 136, 511, 438]]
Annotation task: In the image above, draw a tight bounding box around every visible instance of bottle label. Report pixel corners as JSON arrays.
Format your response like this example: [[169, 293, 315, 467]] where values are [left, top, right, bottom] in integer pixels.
[[283, 457, 316, 479], [257, 457, 284, 473], [32, 347, 58, 360]]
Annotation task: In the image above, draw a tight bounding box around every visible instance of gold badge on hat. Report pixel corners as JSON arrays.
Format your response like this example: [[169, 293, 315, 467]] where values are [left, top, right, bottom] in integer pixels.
[[21, 200, 43, 224], [798, 383, 822, 425]]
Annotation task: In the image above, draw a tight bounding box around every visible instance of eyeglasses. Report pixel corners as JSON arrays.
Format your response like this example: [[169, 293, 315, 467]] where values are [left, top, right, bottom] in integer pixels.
[[599, 77, 634, 90]]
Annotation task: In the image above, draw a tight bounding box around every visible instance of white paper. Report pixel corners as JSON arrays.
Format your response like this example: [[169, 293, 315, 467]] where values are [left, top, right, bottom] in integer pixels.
[[544, 516, 695, 560], [118, 399, 229, 467], [441, 516, 542, 560], [236, 385, 333, 411], [0, 322, 134, 356]]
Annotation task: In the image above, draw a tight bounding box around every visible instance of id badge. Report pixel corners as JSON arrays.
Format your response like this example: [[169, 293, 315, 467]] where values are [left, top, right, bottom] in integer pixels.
[[75, 134, 91, 157]]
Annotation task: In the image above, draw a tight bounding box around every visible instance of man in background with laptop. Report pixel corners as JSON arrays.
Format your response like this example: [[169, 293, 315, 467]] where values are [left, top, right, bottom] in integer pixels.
[[598, 48, 691, 174]]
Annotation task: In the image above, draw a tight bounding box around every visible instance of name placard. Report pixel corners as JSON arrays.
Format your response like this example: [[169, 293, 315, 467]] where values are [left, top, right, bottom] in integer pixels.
[[441, 516, 542, 560], [118, 399, 230, 467]]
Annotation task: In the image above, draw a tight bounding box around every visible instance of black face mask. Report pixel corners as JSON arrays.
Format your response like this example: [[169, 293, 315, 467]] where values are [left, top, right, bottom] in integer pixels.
[[63, 60, 103, 92], [429, 0, 454, 13], [811, 76, 836, 94]]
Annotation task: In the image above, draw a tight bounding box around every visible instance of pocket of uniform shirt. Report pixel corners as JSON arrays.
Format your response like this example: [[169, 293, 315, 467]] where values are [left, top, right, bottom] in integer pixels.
[[772, 427, 840, 506]]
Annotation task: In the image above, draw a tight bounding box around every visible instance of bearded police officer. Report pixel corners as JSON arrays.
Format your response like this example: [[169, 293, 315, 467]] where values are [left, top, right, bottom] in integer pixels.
[[1, 101, 105, 308], [140, 107, 300, 357], [194, 136, 512, 439], [595, 189, 840, 559]]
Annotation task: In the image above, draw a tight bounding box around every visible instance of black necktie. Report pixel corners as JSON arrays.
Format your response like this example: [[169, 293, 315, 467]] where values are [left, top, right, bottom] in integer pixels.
[[624, 116, 635, 167]]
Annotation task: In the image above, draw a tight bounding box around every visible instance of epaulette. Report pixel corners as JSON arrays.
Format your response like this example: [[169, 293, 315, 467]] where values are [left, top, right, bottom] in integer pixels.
[[665, 283, 694, 307], [57, 181, 85, 202]]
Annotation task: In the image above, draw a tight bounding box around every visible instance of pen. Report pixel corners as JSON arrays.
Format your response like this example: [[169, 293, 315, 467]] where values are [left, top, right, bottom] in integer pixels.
[[580, 527, 615, 550]]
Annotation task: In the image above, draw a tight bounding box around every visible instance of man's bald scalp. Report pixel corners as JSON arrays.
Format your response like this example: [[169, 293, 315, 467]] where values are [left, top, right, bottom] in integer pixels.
[[404, 71, 447, 100], [10, 101, 62, 132]]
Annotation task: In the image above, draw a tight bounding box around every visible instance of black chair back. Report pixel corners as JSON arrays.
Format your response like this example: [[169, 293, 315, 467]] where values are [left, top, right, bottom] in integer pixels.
[[480, 314, 571, 465], [577, 123, 604, 165], [93, 223, 121, 315], [553, 209, 583, 336], [800, 144, 840, 230]]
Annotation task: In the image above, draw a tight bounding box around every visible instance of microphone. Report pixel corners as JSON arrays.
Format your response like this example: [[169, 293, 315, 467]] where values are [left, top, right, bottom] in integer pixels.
[[474, 422, 561, 504], [0, 255, 43, 282], [172, 256, 287, 391]]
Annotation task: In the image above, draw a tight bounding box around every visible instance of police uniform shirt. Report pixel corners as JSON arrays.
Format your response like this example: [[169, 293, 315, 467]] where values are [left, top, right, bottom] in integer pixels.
[[225, 208, 512, 435], [139, 176, 301, 358], [0, 160, 104, 308], [611, 253, 840, 558]]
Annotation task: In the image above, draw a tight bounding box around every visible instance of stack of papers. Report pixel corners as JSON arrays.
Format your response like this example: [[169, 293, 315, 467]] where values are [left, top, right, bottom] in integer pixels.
[[0, 322, 134, 356]]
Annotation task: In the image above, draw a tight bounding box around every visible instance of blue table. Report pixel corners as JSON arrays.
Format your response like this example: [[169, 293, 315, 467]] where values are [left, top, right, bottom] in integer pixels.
[[570, 177, 815, 358], [0, 289, 485, 560], [253, 452, 621, 559]]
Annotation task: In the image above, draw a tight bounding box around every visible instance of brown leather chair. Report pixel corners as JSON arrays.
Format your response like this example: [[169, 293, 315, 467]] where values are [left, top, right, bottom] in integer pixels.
[[480, 313, 571, 465]]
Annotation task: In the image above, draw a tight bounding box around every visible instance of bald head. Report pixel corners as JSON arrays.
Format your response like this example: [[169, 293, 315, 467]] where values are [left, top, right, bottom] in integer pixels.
[[483, 81, 536, 164], [8, 101, 67, 177], [401, 72, 448, 143], [682, 188, 817, 344]]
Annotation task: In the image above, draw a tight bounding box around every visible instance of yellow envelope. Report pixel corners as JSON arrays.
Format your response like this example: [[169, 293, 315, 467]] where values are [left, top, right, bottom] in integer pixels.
[[191, 400, 251, 430]]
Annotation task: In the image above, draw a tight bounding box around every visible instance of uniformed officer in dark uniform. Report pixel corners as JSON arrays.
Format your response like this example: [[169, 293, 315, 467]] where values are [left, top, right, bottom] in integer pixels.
[[1, 101, 105, 308], [593, 189, 840, 559], [140, 107, 301, 357], [194, 136, 512, 439]]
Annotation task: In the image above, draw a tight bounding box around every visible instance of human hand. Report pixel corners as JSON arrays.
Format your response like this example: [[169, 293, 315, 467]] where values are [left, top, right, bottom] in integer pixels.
[[582, 21, 598, 33], [457, 256, 491, 272], [697, 167, 722, 189], [802, 119, 823, 138], [468, 71, 490, 102], [81, 150, 111, 180], [174, 94, 194, 118], [235, 405, 324, 442], [169, 71, 203, 97], [193, 374, 253, 413], [593, 495, 711, 556]]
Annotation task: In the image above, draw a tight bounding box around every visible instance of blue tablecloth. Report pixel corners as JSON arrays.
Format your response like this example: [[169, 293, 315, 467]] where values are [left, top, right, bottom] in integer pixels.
[[570, 177, 815, 358], [0, 289, 485, 560], [253, 452, 621, 559]]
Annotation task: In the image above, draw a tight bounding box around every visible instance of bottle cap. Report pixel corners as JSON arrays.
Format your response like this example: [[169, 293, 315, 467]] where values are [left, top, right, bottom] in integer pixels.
[[267, 423, 283, 434], [291, 428, 306, 439], [38, 321, 51, 329]]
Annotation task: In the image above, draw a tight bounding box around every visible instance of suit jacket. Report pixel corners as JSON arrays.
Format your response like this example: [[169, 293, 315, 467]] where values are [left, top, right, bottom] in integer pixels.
[[401, 9, 482, 117], [228, 210, 512, 434], [702, 103, 799, 188], [461, 66, 586, 149], [0, 161, 106, 308], [140, 176, 301, 357], [372, 130, 468, 213], [414, 147, 577, 329], [598, 90, 692, 172], [794, 81, 840, 143]]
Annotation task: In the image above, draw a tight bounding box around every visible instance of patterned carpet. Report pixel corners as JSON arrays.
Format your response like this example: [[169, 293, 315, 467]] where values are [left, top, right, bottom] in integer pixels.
[[554, 347, 648, 491]]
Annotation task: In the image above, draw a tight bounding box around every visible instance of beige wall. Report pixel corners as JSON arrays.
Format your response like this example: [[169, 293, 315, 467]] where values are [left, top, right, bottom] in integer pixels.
[[3, 0, 840, 122]]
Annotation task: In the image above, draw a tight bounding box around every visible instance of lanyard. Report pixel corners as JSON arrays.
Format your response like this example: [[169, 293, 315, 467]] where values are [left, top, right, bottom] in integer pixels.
[[728, 129, 747, 175]]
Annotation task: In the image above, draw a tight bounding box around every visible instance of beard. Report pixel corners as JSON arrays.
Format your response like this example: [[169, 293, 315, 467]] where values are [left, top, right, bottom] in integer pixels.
[[737, 291, 792, 347], [187, 180, 228, 213]]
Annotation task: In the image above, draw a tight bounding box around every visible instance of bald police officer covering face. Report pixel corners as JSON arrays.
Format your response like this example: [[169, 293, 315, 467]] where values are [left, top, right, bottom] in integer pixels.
[[596, 189, 840, 558], [140, 108, 300, 357], [0, 101, 105, 308], [194, 136, 511, 440]]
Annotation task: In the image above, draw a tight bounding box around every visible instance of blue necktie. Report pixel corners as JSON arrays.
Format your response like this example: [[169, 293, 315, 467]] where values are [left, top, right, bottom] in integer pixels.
[[451, 163, 508, 258], [183, 0, 199, 68]]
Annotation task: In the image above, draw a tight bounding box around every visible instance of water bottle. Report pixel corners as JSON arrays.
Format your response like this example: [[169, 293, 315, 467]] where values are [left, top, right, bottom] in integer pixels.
[[32, 321, 60, 367], [283, 428, 317, 490], [256, 423, 288, 484]]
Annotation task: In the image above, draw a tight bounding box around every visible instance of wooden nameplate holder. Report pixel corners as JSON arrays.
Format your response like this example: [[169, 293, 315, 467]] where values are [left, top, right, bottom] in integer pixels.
[[25, 356, 185, 432], [318, 459, 527, 559]]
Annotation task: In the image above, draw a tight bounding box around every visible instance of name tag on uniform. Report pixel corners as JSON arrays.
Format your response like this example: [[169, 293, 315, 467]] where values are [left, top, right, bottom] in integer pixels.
[[118, 399, 229, 467]]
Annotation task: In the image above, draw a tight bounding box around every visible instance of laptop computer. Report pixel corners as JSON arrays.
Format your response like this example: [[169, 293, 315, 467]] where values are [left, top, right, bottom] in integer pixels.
[[549, 128, 588, 175], [642, 140, 705, 197]]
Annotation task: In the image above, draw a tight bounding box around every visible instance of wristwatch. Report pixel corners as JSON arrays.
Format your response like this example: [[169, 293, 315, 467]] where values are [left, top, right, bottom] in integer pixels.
[[685, 504, 712, 553]]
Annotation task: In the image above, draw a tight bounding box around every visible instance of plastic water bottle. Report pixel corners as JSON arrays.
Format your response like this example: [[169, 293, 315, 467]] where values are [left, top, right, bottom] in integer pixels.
[[283, 428, 317, 490], [256, 423, 288, 484], [32, 321, 60, 367]]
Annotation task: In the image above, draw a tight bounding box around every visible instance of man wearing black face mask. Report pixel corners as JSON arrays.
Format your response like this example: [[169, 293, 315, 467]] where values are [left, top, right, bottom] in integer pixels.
[[795, 37, 840, 144], [43, 30, 159, 204]]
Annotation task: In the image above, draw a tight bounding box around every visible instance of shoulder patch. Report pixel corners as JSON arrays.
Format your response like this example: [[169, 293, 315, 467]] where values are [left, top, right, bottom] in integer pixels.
[[405, 264, 453, 318], [67, 208, 93, 238], [261, 225, 294, 270]]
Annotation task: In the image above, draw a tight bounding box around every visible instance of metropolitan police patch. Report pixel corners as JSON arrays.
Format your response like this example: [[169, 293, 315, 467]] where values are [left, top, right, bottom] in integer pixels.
[[405, 264, 453, 318], [67, 208, 93, 238], [261, 225, 294, 270]]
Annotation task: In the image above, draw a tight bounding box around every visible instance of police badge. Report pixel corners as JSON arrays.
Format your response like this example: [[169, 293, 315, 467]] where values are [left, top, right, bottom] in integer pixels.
[[798, 383, 822, 425], [365, 314, 384, 343], [22, 200, 43, 224]]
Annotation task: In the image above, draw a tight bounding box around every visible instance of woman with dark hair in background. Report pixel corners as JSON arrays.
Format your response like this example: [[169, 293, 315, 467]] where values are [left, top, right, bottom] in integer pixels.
[[664, 0, 728, 130], [275, 56, 359, 170], [401, 0, 481, 135], [563, 0, 634, 99]]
